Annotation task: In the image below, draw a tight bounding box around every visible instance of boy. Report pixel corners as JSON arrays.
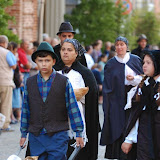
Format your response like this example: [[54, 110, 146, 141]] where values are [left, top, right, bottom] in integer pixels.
[[20, 42, 84, 160]]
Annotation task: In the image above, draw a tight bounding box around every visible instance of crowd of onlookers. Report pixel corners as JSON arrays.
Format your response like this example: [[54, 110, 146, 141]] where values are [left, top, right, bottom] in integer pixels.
[[0, 28, 159, 133]]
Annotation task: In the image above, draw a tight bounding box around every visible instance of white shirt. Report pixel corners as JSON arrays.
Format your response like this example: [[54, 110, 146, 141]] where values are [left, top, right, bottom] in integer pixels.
[[57, 69, 87, 142], [115, 52, 142, 86], [85, 53, 94, 69]]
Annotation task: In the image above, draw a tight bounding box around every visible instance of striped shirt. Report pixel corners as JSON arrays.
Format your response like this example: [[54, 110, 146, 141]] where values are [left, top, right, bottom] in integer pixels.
[[20, 69, 84, 138]]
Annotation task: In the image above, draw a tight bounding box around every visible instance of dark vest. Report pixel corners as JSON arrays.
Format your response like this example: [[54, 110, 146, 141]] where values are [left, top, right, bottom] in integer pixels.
[[27, 73, 69, 136]]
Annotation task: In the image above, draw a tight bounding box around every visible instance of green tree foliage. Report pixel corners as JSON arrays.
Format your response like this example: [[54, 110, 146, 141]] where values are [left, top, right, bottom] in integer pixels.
[[134, 10, 160, 47], [65, 0, 128, 45], [65, 0, 160, 49], [123, 12, 139, 50], [0, 0, 19, 43]]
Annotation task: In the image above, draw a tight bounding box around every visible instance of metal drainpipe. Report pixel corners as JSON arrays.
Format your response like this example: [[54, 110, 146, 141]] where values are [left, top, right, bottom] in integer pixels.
[[38, 0, 45, 43]]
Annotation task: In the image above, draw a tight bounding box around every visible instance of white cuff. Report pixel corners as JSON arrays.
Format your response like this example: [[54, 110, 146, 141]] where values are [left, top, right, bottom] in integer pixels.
[[124, 139, 133, 144], [131, 75, 142, 86]]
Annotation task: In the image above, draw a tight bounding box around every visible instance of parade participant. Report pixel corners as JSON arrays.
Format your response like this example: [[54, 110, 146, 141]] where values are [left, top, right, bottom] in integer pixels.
[[122, 50, 160, 160], [84, 45, 94, 69], [100, 36, 143, 160], [54, 22, 87, 67], [20, 42, 84, 160], [54, 39, 99, 160], [104, 41, 112, 57], [131, 34, 149, 59]]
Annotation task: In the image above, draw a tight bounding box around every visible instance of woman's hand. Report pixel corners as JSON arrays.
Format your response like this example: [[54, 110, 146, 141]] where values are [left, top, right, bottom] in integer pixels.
[[121, 142, 132, 154], [126, 75, 134, 81]]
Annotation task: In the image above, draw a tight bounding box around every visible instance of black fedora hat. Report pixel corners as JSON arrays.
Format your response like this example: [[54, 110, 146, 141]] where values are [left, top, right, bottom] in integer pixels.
[[31, 41, 59, 62], [56, 22, 76, 35]]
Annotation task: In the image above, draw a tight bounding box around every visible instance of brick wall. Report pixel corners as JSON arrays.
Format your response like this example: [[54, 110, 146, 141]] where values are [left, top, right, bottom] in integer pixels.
[[154, 0, 160, 15], [6, 0, 38, 42]]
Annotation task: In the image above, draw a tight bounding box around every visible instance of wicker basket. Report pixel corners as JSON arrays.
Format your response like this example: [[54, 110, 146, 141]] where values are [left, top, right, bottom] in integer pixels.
[[74, 87, 89, 101], [25, 157, 38, 160]]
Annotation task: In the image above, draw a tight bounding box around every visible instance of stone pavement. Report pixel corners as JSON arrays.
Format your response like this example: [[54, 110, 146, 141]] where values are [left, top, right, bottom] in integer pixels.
[[0, 104, 108, 160]]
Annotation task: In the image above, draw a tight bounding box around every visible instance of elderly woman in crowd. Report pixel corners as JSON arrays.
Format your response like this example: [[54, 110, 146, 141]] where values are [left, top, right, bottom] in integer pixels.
[[100, 36, 143, 160], [54, 39, 100, 160]]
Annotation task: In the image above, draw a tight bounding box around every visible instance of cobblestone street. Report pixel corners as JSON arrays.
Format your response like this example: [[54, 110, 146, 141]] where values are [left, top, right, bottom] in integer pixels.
[[0, 104, 108, 160]]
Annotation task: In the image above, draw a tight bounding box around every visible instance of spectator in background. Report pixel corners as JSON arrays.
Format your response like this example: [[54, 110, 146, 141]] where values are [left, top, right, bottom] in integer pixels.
[[150, 45, 159, 50], [8, 42, 22, 123], [85, 45, 94, 69], [26, 43, 39, 77], [91, 40, 102, 63], [9, 28, 17, 35], [17, 39, 31, 87], [33, 41, 39, 52], [104, 41, 112, 57], [98, 54, 107, 81], [131, 34, 149, 59], [0, 35, 17, 131], [107, 45, 116, 61], [91, 64, 103, 104], [97, 39, 103, 55], [108, 50, 116, 61], [43, 33, 51, 44], [51, 38, 59, 48]]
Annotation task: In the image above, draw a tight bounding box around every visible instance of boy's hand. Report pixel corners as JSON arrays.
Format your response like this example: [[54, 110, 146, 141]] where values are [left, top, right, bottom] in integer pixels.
[[126, 75, 134, 81], [121, 142, 132, 154], [20, 137, 27, 148], [76, 137, 84, 148]]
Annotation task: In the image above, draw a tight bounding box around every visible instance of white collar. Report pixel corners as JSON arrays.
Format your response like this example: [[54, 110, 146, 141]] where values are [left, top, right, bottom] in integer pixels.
[[115, 52, 130, 64], [156, 76, 160, 83], [144, 76, 160, 86], [144, 77, 150, 86]]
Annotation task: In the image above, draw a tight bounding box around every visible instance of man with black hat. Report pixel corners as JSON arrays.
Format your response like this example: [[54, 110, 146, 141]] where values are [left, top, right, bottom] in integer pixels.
[[20, 41, 84, 159], [131, 34, 149, 59], [54, 22, 87, 67]]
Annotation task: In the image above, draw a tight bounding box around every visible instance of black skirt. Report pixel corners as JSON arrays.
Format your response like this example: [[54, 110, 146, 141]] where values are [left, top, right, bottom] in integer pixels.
[[137, 110, 154, 160], [104, 85, 137, 160], [153, 111, 160, 160], [104, 110, 137, 160]]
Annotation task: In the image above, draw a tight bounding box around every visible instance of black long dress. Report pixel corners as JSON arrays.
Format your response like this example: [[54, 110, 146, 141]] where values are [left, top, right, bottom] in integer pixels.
[[54, 43, 99, 159], [124, 77, 160, 160], [54, 61, 100, 160]]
